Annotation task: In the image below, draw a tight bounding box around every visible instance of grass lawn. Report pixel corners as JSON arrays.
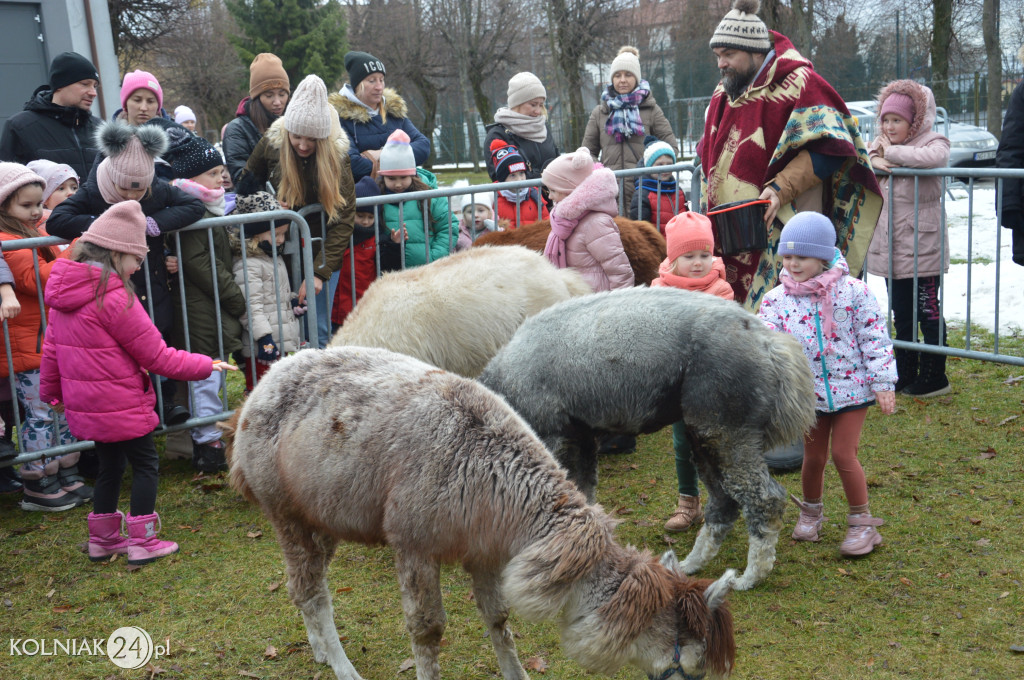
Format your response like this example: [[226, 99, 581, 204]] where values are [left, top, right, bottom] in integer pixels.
[[1, 328, 1022, 679]]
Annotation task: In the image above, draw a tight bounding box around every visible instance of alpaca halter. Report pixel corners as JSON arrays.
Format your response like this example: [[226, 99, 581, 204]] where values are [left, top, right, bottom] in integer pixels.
[[647, 644, 704, 680]]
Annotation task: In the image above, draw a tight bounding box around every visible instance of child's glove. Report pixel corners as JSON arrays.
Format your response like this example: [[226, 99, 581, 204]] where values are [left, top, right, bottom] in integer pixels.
[[255, 334, 280, 364], [291, 296, 307, 317], [145, 216, 161, 237]]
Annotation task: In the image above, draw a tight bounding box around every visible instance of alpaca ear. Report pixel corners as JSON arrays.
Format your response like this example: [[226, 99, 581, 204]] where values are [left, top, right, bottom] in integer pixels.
[[704, 569, 736, 611], [659, 549, 681, 573], [598, 559, 673, 643]]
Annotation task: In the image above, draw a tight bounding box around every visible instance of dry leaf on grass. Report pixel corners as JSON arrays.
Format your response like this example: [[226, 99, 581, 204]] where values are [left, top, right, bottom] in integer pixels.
[[246, 530, 262, 539], [525, 656, 549, 673], [238, 671, 261, 678], [264, 645, 277, 659], [267, 581, 280, 592], [899, 577, 913, 586], [399, 657, 416, 672], [145, 664, 166, 678]]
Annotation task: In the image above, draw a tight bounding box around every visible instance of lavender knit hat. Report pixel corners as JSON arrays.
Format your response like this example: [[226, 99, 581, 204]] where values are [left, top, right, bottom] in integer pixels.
[[777, 212, 837, 261], [0, 163, 45, 206], [80, 200, 150, 259], [26, 160, 78, 203], [283, 75, 334, 139]]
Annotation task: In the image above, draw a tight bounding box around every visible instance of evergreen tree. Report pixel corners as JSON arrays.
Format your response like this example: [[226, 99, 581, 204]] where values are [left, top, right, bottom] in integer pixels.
[[226, 0, 347, 88]]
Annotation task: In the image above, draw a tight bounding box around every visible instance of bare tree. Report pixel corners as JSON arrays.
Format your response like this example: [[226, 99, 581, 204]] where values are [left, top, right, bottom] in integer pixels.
[[932, 0, 954, 110], [107, 0, 192, 71], [983, 0, 1002, 137]]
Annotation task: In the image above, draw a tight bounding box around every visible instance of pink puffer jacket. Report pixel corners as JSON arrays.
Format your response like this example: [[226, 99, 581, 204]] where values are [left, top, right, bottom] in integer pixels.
[[40, 259, 214, 443], [553, 167, 634, 291]]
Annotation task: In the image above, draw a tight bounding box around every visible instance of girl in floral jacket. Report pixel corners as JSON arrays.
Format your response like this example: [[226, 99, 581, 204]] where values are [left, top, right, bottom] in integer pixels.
[[758, 212, 896, 559]]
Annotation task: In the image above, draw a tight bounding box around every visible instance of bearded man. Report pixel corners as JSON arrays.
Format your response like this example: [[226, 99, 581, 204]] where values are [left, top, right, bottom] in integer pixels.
[[699, 0, 881, 311]]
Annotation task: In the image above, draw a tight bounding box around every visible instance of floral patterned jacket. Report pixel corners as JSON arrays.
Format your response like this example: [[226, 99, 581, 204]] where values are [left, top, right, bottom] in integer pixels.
[[757, 252, 896, 412]]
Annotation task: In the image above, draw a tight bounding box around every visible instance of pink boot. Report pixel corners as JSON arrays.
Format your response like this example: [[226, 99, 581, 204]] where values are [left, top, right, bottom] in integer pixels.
[[790, 494, 826, 542], [87, 510, 129, 562], [126, 512, 179, 565], [840, 513, 884, 556]]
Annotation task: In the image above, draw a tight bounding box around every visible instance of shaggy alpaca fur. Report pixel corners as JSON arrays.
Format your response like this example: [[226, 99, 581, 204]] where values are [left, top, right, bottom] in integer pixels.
[[478, 287, 817, 590], [224, 347, 736, 680], [329, 245, 591, 377], [473, 216, 666, 285]]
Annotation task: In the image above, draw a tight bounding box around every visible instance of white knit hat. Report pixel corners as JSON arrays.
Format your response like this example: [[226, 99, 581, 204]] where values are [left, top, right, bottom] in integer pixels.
[[610, 46, 642, 83], [709, 0, 771, 54], [26, 159, 79, 203], [284, 75, 333, 139], [174, 105, 196, 125], [507, 72, 546, 110], [378, 130, 417, 176], [459, 191, 494, 213]]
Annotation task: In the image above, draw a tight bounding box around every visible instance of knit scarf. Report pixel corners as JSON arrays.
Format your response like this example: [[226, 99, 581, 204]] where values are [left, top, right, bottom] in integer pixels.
[[637, 177, 677, 194], [657, 260, 724, 293], [781, 262, 845, 353], [602, 81, 650, 142], [543, 206, 577, 269], [493, 108, 548, 143], [171, 178, 226, 216], [499, 187, 531, 203]]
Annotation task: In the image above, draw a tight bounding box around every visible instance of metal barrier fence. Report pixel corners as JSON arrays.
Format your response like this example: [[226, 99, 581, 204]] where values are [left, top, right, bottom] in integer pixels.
[[1, 164, 1020, 469]]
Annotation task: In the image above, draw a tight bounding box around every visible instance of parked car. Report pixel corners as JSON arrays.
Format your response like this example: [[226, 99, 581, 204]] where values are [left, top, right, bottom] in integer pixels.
[[846, 100, 997, 178]]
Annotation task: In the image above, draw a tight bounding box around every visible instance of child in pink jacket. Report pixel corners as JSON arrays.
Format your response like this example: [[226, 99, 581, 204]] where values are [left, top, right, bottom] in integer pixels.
[[40, 200, 235, 566], [542, 147, 633, 291]]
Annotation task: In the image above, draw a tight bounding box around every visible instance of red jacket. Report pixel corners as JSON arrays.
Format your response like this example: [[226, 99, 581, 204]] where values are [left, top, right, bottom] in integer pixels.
[[41, 259, 213, 442], [496, 188, 549, 228], [332, 237, 379, 326]]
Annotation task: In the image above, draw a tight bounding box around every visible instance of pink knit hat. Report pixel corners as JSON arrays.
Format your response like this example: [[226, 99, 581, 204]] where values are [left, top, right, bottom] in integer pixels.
[[0, 162, 46, 206], [541, 147, 595, 195], [879, 92, 915, 125], [665, 211, 714, 262], [120, 70, 164, 111], [79, 200, 150, 259], [95, 121, 168, 192]]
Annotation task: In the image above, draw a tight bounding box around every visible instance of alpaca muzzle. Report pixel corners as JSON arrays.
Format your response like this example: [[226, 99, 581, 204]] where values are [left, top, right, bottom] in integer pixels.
[[648, 643, 705, 680]]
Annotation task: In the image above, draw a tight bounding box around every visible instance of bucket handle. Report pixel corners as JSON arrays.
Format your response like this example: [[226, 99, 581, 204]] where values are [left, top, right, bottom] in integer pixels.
[[706, 199, 772, 216]]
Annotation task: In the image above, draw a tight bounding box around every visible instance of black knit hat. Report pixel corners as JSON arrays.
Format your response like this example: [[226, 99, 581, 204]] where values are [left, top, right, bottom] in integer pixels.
[[166, 132, 222, 179], [489, 139, 528, 183], [49, 52, 99, 91], [344, 51, 386, 91]]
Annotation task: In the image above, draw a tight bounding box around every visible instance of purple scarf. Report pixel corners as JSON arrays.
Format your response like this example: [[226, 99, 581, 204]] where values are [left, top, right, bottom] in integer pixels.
[[544, 207, 578, 269], [781, 264, 845, 352], [602, 80, 650, 142]]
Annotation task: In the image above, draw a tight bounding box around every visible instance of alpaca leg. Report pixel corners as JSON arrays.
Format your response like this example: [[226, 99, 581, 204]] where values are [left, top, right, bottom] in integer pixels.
[[544, 432, 596, 502], [681, 451, 740, 574], [276, 522, 361, 679], [470, 570, 529, 680], [394, 550, 446, 680]]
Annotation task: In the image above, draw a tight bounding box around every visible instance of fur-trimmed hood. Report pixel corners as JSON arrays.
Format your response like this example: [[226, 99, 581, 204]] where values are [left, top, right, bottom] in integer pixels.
[[263, 117, 351, 158], [552, 167, 619, 222], [875, 79, 936, 142], [329, 88, 409, 124]]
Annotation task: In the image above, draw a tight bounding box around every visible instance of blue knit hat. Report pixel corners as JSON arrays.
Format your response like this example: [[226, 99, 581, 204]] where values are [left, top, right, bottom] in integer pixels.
[[354, 176, 379, 213], [777, 212, 836, 261]]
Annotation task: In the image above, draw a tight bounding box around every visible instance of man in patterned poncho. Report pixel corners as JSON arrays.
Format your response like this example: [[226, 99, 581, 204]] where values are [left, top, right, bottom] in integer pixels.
[[699, 0, 881, 312]]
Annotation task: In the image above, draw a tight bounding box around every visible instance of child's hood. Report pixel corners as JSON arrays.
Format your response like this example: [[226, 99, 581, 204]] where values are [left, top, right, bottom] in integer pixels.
[[551, 166, 619, 222], [876, 80, 936, 142], [44, 259, 126, 313]]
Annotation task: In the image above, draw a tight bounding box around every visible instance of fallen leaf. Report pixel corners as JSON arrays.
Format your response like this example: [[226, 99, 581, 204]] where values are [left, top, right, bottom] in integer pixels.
[[1002, 374, 1024, 385], [336, 586, 353, 593], [200, 483, 225, 493], [264, 645, 277, 659], [996, 415, 1019, 426], [237, 672, 260, 678], [399, 658, 416, 672], [888, 641, 901, 648], [899, 577, 913, 586], [937, 572, 951, 579], [976, 538, 991, 547], [998, 591, 1010, 599], [267, 582, 280, 592], [525, 656, 549, 673], [838, 568, 851, 576], [968, 517, 983, 525], [614, 506, 634, 515], [52, 604, 72, 613], [246, 530, 263, 539], [45, 589, 55, 599]]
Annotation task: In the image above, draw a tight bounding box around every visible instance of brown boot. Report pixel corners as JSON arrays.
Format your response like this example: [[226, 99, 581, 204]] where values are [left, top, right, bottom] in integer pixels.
[[665, 494, 703, 532]]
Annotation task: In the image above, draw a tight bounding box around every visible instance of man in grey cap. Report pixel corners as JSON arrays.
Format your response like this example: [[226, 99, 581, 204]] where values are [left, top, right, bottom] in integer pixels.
[[0, 52, 102, 178]]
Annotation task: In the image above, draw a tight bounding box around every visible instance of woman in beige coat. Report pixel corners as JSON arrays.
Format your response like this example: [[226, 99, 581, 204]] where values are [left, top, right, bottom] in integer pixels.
[[582, 46, 677, 212]]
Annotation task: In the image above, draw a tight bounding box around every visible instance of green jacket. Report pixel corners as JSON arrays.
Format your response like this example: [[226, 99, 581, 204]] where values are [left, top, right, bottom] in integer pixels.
[[240, 118, 357, 281], [168, 210, 246, 358], [381, 168, 453, 267]]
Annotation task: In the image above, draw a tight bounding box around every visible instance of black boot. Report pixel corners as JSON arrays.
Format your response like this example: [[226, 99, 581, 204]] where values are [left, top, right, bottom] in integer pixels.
[[192, 440, 227, 473], [894, 349, 919, 393], [903, 353, 950, 398], [0, 464, 22, 494]]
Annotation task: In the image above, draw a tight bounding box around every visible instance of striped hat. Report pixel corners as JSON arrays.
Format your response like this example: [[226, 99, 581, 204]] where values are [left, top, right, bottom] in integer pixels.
[[709, 0, 771, 54]]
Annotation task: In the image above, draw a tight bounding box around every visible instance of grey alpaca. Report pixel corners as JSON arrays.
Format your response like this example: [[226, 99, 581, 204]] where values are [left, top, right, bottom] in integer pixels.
[[223, 347, 736, 680], [479, 287, 817, 590]]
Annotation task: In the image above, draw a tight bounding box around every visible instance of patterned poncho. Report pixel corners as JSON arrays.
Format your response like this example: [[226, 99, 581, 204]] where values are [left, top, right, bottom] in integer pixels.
[[699, 31, 882, 312]]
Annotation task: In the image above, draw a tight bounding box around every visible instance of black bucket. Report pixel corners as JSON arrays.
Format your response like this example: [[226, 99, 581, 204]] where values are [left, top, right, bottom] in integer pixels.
[[706, 199, 772, 256]]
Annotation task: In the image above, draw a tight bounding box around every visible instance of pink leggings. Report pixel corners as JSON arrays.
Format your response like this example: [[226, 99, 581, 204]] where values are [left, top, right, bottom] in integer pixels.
[[801, 407, 869, 507]]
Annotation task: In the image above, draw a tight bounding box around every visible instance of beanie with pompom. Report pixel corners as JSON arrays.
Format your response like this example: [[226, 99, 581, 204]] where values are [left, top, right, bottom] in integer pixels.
[[610, 46, 642, 83], [378, 130, 417, 176], [541, 147, 595, 195], [710, 0, 771, 54]]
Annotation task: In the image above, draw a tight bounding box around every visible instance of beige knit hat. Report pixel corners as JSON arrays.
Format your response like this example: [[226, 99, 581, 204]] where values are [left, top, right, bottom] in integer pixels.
[[709, 0, 771, 54], [80, 200, 150, 259], [541, 147, 595, 195], [283, 75, 333, 139], [507, 72, 546, 110], [610, 46, 642, 83], [249, 53, 290, 98]]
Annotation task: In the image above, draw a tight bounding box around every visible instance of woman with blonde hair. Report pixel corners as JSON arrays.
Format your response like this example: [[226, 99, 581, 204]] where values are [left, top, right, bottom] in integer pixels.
[[237, 74, 356, 347]]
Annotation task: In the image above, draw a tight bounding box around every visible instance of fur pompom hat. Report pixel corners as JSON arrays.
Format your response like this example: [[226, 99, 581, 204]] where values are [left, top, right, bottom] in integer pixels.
[[284, 74, 334, 139], [0, 162, 45, 206], [507, 72, 546, 110], [710, 0, 771, 54], [80, 200, 150, 259], [777, 211, 837, 261], [541, 147, 595, 195], [249, 53, 290, 98], [378, 130, 417, 176], [120, 70, 164, 111], [26, 159, 79, 203], [610, 46, 642, 83], [96, 120, 168, 191], [665, 211, 714, 262]]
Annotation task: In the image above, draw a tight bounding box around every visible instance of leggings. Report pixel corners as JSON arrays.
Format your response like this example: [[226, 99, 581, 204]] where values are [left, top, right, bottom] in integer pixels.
[[92, 433, 159, 516], [801, 407, 869, 508]]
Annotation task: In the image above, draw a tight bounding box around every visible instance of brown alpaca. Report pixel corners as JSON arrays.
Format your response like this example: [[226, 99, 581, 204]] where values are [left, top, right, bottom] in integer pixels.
[[473, 217, 667, 285], [223, 347, 736, 680]]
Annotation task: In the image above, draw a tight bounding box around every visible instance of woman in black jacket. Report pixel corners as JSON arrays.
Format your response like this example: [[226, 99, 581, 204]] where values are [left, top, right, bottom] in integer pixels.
[[484, 72, 559, 181], [997, 46, 1024, 267], [222, 53, 291, 185]]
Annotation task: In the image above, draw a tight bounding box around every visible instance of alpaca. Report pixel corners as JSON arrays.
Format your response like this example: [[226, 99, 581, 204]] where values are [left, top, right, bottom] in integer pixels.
[[478, 287, 817, 590], [328, 245, 591, 377], [223, 346, 736, 680], [473, 216, 666, 285]]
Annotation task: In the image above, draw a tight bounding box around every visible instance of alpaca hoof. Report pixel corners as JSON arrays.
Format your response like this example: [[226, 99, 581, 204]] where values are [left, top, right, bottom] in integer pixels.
[[731, 571, 760, 591]]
